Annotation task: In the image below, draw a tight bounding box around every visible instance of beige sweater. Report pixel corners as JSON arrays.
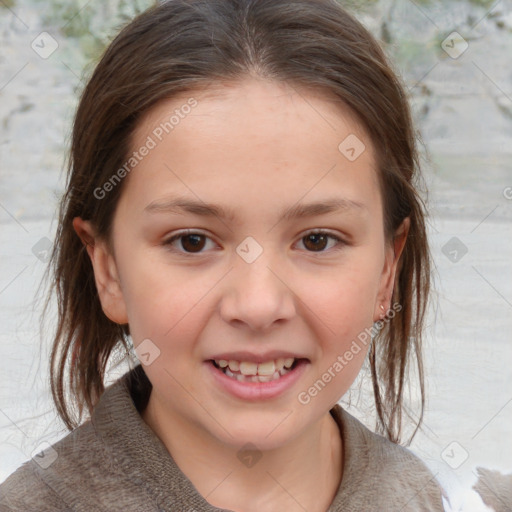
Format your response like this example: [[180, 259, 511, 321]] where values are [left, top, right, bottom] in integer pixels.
[[0, 365, 445, 511]]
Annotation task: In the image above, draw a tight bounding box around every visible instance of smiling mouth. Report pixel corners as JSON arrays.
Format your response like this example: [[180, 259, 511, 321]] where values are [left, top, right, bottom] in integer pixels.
[[210, 358, 303, 383]]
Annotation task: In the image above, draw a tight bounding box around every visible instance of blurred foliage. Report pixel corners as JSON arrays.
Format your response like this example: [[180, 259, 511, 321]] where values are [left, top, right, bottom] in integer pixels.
[[341, 0, 509, 74], [0, 0, 16, 8], [467, 0, 497, 7], [44, 0, 505, 66], [42, 0, 156, 61], [337, 0, 380, 11]]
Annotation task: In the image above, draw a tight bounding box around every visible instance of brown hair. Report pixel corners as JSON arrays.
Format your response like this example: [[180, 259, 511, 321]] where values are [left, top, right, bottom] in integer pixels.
[[42, 0, 431, 443]]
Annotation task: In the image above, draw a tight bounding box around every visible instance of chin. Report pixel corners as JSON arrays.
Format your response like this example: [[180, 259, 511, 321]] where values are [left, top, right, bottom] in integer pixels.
[[205, 409, 310, 452]]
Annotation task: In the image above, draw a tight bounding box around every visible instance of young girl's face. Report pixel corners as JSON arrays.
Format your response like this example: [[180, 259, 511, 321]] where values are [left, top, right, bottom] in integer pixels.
[[82, 78, 403, 450]]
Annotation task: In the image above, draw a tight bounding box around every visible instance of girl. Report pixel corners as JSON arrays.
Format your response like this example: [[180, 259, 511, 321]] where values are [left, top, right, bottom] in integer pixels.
[[0, 0, 446, 510]]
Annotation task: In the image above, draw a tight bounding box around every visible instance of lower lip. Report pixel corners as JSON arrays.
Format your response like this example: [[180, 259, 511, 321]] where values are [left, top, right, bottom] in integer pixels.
[[206, 360, 309, 401]]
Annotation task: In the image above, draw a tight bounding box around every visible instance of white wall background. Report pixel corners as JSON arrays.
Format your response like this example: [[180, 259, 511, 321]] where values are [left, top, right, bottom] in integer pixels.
[[1, 1, 511, 510]]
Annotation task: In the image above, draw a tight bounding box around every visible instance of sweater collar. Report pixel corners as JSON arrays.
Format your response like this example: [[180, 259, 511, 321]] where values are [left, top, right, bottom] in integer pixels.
[[92, 364, 367, 511]]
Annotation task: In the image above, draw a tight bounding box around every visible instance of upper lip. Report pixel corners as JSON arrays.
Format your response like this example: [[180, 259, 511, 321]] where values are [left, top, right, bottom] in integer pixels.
[[207, 350, 309, 363]]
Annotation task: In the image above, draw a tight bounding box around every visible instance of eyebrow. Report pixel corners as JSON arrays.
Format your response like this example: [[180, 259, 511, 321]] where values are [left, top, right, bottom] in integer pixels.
[[143, 195, 366, 222]]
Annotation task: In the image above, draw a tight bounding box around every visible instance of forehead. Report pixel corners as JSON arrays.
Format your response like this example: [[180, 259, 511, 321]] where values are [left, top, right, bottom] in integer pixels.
[[135, 78, 369, 144], [122, 78, 381, 219]]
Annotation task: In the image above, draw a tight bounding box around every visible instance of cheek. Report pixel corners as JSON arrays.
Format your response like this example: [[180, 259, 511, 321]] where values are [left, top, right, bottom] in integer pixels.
[[114, 248, 201, 341], [300, 261, 381, 332], [298, 277, 375, 404]]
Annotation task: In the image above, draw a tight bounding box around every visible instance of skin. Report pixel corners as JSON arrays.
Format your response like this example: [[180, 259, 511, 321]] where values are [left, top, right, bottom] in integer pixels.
[[73, 78, 408, 512]]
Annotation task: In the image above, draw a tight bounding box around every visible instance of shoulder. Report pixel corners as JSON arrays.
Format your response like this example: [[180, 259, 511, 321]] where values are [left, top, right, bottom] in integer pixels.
[[0, 418, 114, 512], [0, 367, 151, 512], [0, 458, 63, 512], [330, 405, 446, 512]]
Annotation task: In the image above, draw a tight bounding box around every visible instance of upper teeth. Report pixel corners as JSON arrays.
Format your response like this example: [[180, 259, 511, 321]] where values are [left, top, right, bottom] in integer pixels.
[[215, 358, 295, 376]]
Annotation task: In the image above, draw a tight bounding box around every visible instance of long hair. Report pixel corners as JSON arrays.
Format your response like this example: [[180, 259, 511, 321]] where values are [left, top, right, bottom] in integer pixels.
[[42, 0, 431, 443]]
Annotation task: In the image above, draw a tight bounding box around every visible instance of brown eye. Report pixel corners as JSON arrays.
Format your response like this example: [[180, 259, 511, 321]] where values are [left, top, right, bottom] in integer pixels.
[[164, 231, 214, 254], [299, 231, 344, 253], [303, 233, 328, 251], [180, 234, 206, 252]]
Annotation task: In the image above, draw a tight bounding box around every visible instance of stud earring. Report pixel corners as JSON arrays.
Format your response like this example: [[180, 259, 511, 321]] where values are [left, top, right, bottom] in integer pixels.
[[380, 304, 385, 319]]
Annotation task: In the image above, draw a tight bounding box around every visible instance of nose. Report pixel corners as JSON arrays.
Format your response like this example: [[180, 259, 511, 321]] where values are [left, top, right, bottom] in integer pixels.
[[219, 251, 297, 333]]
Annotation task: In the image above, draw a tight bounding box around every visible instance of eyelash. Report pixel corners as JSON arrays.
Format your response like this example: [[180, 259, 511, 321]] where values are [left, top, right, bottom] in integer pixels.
[[162, 229, 346, 255]]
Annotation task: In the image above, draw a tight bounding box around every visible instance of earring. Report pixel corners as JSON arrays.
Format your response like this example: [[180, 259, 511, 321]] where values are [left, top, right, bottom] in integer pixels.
[[380, 304, 385, 319]]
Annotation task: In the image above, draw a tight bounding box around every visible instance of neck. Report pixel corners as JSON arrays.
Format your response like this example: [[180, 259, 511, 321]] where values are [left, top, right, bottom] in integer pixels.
[[142, 395, 343, 512]]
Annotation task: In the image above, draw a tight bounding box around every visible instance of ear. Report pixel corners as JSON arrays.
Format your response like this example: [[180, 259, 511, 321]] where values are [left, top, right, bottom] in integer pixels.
[[373, 217, 410, 322], [72, 217, 129, 325]]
